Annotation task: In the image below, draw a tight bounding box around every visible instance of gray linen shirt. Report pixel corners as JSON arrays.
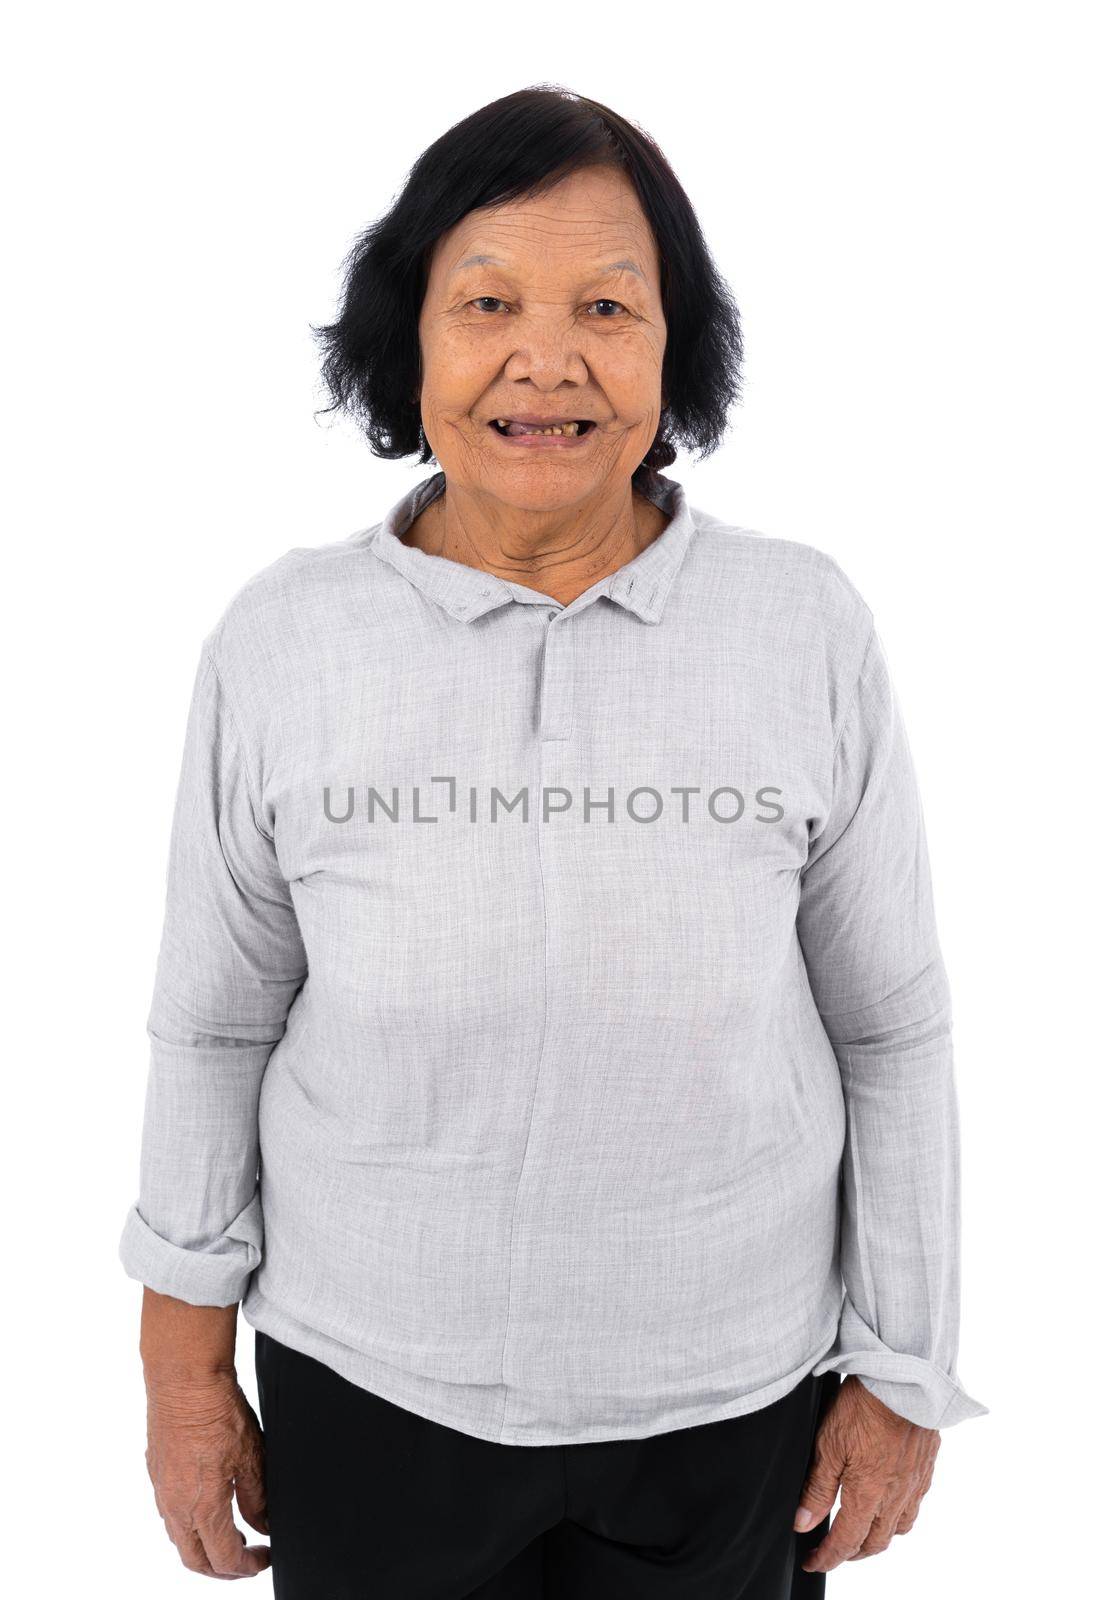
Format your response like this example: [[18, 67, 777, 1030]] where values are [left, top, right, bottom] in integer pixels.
[[119, 467, 988, 1444]]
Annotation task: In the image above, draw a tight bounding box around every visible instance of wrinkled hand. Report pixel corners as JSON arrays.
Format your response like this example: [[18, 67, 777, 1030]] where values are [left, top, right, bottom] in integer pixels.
[[144, 1370, 270, 1579], [794, 1376, 941, 1573]]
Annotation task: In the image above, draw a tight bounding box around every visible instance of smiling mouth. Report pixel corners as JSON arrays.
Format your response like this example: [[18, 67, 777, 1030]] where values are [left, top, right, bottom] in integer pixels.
[[489, 419, 596, 437]]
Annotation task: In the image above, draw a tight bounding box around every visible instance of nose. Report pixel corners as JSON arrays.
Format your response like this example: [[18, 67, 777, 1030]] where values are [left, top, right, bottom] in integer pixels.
[[502, 315, 590, 392]]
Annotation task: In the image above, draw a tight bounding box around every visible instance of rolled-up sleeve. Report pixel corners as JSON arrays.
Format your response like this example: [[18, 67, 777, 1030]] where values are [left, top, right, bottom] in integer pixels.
[[799, 622, 989, 1429], [118, 637, 308, 1307]]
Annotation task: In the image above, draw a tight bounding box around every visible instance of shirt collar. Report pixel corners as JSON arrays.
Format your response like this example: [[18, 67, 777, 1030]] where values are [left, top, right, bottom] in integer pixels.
[[365, 469, 699, 625]]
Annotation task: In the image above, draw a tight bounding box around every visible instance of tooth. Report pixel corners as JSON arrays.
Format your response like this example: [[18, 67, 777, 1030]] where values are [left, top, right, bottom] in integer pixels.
[[495, 420, 585, 435]]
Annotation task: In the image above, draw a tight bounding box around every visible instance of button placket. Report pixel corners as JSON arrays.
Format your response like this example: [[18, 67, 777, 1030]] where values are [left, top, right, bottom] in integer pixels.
[[537, 612, 573, 741]]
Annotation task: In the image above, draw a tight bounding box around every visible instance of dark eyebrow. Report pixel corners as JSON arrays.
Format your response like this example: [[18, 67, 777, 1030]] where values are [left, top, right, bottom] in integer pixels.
[[448, 254, 646, 283]]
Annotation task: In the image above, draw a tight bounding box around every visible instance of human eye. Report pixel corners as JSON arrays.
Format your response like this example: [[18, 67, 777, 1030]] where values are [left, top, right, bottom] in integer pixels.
[[587, 299, 628, 318], [468, 296, 509, 314]]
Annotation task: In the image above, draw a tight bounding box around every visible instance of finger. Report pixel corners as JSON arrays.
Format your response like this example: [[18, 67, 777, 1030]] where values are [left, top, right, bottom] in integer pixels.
[[196, 1497, 272, 1578], [896, 1457, 936, 1537], [794, 1453, 843, 1532], [234, 1459, 269, 1537], [166, 1519, 219, 1577], [894, 1481, 929, 1536], [801, 1487, 880, 1573], [895, 1497, 921, 1536], [201, 1522, 271, 1578], [849, 1507, 899, 1559]]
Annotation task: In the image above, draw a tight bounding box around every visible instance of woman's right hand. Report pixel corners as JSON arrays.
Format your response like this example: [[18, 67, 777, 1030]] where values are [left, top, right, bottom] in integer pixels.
[[143, 1370, 271, 1578]]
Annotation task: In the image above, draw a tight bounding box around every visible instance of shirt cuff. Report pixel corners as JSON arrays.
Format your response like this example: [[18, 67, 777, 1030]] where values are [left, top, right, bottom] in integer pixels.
[[118, 1192, 263, 1308], [811, 1298, 990, 1429]]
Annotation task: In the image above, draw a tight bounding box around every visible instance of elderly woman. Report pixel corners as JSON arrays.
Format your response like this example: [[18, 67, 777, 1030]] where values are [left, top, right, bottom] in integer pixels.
[[120, 86, 987, 1597]]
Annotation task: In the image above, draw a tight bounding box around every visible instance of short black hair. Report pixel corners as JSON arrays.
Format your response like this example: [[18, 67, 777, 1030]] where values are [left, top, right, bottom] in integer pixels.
[[310, 84, 744, 489]]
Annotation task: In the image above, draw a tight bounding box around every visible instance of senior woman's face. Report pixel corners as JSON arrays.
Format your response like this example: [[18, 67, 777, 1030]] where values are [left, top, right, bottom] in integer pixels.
[[416, 165, 666, 512]]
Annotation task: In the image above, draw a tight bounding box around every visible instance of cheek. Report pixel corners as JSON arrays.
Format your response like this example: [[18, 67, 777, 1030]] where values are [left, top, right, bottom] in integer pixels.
[[597, 337, 664, 414], [418, 331, 498, 417]]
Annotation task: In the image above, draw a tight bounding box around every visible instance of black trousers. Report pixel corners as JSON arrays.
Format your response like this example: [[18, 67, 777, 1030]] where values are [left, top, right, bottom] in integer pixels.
[[255, 1330, 841, 1599]]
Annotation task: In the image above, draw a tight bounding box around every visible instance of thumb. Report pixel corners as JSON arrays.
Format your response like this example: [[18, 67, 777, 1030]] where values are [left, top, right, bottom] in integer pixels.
[[793, 1454, 842, 1533], [234, 1460, 269, 1537]]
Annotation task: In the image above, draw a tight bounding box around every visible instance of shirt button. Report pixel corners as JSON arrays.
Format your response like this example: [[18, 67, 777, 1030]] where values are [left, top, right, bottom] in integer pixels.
[[548, 608, 561, 620]]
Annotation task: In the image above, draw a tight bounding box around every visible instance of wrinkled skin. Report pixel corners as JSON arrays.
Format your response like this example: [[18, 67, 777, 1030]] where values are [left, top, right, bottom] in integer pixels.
[[795, 1376, 941, 1573], [144, 1371, 270, 1579]]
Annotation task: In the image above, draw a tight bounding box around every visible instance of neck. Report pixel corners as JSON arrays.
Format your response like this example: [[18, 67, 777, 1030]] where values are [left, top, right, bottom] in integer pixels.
[[404, 478, 668, 608]]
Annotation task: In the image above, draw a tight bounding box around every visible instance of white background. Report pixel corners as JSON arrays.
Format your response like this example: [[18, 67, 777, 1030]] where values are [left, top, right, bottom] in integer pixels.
[[5, 2, 1094, 1593]]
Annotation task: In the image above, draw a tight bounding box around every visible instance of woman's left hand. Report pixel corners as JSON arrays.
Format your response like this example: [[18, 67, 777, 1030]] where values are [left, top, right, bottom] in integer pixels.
[[793, 1376, 941, 1572]]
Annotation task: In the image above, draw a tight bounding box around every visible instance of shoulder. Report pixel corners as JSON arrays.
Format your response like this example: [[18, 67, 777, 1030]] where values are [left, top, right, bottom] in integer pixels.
[[688, 504, 876, 656], [199, 522, 394, 677]]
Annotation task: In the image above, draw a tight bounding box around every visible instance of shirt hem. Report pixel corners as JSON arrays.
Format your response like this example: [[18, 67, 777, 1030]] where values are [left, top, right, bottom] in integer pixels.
[[241, 1284, 841, 1446]]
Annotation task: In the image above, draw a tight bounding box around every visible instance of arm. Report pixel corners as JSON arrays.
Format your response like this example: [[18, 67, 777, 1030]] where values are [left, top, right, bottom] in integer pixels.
[[798, 622, 988, 1431], [120, 638, 307, 1305], [120, 637, 307, 1577], [139, 1288, 237, 1380]]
